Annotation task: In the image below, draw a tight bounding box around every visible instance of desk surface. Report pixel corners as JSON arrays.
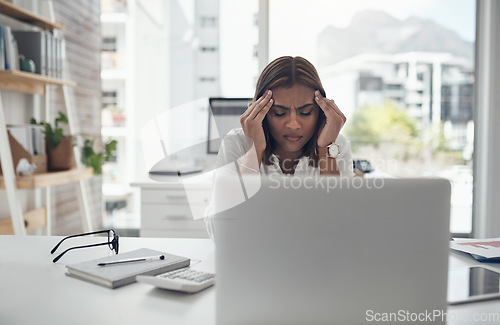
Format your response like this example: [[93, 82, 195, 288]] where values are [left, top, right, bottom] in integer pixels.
[[0, 235, 215, 325], [2, 235, 500, 325]]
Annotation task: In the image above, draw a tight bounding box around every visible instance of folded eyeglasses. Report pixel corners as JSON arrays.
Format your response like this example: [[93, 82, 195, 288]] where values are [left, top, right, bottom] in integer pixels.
[[50, 229, 119, 263]]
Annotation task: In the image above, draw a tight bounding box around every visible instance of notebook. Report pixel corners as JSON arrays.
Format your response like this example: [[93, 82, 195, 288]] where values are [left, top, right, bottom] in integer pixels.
[[66, 248, 190, 289], [212, 175, 451, 325]]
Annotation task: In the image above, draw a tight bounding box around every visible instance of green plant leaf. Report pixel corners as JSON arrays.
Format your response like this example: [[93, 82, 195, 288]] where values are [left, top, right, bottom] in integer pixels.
[[80, 139, 95, 166], [55, 112, 68, 129], [50, 128, 64, 149], [104, 140, 117, 162], [79, 137, 118, 175], [91, 152, 103, 174], [32, 111, 69, 149]]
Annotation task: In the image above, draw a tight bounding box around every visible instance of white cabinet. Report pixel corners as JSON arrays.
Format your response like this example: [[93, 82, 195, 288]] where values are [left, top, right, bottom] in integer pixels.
[[131, 179, 211, 238]]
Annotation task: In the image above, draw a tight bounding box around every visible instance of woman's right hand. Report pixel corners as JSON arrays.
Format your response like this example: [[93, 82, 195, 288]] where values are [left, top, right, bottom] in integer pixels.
[[240, 90, 273, 154]]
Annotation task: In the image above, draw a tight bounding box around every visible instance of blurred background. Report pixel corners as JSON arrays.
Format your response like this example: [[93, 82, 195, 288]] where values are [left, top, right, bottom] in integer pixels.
[[99, 0, 475, 236]]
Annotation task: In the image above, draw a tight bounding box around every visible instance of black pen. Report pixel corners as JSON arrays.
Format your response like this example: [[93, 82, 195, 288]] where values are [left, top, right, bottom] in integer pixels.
[[98, 255, 165, 266]]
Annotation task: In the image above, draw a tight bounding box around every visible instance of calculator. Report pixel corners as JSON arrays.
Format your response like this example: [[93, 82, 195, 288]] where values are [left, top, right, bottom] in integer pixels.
[[136, 267, 215, 293]]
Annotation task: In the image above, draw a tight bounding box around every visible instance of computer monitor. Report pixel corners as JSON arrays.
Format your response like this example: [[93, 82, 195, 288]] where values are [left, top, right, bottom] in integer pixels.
[[207, 98, 251, 154]]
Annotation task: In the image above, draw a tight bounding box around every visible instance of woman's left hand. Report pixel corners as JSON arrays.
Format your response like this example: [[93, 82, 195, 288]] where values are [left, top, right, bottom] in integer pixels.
[[314, 90, 347, 148]]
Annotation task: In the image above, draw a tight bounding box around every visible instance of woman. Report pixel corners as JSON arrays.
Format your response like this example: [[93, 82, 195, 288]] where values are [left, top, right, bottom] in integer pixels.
[[205, 56, 352, 238], [217, 56, 352, 176]]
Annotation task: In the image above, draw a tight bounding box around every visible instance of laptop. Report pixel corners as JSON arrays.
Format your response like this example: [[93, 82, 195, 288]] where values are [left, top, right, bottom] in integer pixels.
[[212, 175, 451, 325]]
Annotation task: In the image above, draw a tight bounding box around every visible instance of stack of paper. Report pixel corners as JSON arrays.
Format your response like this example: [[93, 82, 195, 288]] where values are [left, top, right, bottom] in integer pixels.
[[450, 238, 500, 262]]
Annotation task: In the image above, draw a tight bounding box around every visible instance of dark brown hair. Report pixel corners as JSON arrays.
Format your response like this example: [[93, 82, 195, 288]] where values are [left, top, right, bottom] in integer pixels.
[[253, 56, 326, 166]]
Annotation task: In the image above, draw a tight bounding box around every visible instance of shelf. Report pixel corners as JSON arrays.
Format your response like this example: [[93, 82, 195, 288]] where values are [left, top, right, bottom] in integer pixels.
[[0, 70, 76, 95], [0, 207, 46, 234], [0, 1, 94, 235], [0, 1, 64, 31], [0, 167, 93, 189]]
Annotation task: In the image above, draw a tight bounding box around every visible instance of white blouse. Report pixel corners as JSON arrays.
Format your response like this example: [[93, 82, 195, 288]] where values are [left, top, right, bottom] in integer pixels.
[[204, 128, 353, 239], [216, 128, 353, 177]]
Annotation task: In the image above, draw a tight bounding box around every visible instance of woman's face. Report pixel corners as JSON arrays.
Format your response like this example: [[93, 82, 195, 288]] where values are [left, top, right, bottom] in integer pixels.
[[267, 83, 319, 158]]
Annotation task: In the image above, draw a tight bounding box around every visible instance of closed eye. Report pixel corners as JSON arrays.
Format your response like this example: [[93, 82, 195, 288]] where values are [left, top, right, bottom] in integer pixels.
[[272, 104, 313, 117], [272, 107, 287, 117]]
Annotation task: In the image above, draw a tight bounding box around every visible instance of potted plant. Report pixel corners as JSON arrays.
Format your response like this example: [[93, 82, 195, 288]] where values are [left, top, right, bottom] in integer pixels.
[[31, 112, 76, 171], [80, 138, 117, 174]]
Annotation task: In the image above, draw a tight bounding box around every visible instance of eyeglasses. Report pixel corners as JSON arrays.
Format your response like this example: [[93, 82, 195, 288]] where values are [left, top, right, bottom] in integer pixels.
[[50, 229, 119, 263]]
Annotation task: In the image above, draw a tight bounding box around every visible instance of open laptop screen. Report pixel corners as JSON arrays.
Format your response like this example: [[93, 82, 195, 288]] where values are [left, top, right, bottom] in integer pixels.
[[207, 98, 251, 154]]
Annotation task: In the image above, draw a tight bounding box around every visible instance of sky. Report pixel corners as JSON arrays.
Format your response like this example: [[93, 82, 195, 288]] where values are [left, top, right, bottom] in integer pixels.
[[269, 0, 476, 65], [270, 0, 475, 41], [219, 0, 476, 96]]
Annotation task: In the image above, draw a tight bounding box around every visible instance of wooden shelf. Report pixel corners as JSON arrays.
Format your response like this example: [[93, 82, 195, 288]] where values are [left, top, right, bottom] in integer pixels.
[[0, 1, 63, 31], [0, 207, 46, 234], [0, 70, 76, 95], [0, 1, 94, 235], [0, 167, 93, 189]]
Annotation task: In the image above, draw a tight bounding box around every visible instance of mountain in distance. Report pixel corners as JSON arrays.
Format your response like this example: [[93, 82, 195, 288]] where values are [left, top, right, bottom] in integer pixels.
[[317, 10, 474, 67]]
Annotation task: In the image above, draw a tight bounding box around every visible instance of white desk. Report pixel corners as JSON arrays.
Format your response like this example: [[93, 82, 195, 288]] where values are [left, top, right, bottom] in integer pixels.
[[2, 235, 500, 325], [447, 250, 500, 324], [0, 235, 215, 325]]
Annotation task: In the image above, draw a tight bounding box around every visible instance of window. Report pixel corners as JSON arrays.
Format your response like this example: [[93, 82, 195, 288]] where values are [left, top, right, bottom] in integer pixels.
[[200, 16, 217, 28], [359, 75, 383, 91], [199, 77, 217, 82], [102, 91, 117, 107], [385, 84, 403, 91], [101, 37, 117, 52], [268, 0, 476, 235], [200, 46, 218, 52]]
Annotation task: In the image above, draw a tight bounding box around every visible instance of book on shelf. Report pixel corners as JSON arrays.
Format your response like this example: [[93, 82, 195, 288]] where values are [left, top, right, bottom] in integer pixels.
[[47, 31, 53, 77], [7, 30, 63, 77], [32, 125, 44, 155], [55, 37, 62, 78], [0, 26, 5, 71], [12, 30, 46, 75], [51, 33, 57, 77], [65, 248, 190, 289], [3, 25, 19, 70]]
